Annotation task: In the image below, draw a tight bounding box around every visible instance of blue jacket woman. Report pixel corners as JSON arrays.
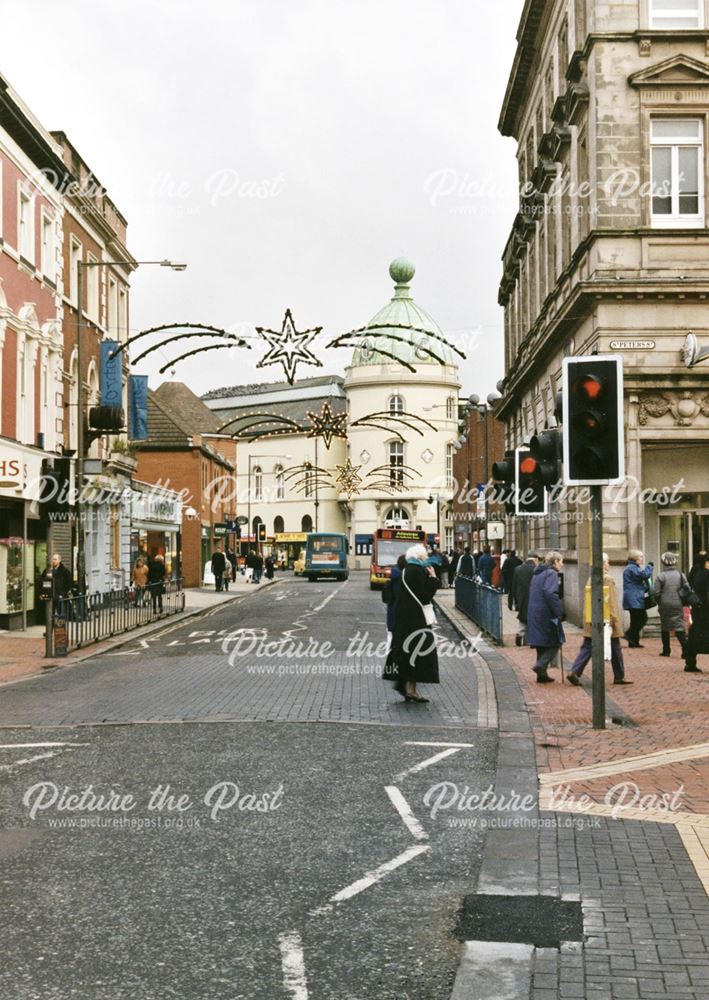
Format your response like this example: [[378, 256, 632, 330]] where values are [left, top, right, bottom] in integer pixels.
[[526, 553, 565, 682], [622, 550, 653, 647]]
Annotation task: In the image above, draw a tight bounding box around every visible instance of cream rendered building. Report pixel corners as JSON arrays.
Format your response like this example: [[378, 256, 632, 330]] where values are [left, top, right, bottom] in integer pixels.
[[496, 0, 709, 621], [203, 259, 461, 568]]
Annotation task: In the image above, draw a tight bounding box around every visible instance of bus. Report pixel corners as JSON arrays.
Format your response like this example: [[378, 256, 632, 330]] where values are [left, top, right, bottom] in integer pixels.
[[304, 532, 349, 582], [369, 528, 426, 589]]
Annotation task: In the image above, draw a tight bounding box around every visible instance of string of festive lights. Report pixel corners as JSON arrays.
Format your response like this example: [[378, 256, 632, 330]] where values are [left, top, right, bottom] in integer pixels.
[[256, 309, 322, 384]]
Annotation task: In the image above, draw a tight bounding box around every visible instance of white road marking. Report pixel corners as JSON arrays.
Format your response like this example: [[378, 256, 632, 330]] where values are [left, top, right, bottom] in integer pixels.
[[0, 749, 67, 772], [539, 741, 709, 787], [278, 931, 309, 1000], [107, 651, 140, 656], [312, 582, 347, 614], [0, 742, 89, 749], [395, 747, 462, 781], [404, 741, 476, 748], [385, 786, 428, 841], [328, 844, 430, 904]]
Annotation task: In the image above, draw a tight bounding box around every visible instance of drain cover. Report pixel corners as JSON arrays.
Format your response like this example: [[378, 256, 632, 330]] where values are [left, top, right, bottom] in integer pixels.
[[455, 894, 583, 949]]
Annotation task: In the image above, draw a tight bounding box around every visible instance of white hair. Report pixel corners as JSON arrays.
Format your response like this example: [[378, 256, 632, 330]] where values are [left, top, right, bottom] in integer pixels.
[[406, 544, 428, 562]]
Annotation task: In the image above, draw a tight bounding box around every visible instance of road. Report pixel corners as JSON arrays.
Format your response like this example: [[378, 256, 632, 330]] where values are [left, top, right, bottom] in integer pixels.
[[0, 572, 496, 1000]]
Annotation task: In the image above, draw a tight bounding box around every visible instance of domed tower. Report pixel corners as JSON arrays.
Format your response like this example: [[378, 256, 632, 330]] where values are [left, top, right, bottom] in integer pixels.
[[344, 258, 461, 562]]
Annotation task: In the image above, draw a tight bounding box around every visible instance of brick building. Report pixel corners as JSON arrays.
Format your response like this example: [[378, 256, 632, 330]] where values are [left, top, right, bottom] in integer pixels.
[[451, 404, 507, 553], [134, 383, 237, 587], [0, 73, 64, 626], [51, 131, 136, 593]]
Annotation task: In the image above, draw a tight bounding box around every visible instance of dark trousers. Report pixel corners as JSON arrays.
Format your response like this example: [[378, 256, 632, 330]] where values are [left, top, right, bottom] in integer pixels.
[[684, 627, 706, 670], [570, 636, 625, 682], [150, 584, 163, 612], [534, 646, 561, 676], [214, 572, 223, 592], [626, 609, 647, 645], [661, 629, 687, 656]]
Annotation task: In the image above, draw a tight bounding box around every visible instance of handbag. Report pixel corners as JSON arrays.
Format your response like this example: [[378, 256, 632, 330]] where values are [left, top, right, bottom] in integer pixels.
[[679, 574, 702, 609], [643, 580, 656, 611], [402, 569, 437, 626]]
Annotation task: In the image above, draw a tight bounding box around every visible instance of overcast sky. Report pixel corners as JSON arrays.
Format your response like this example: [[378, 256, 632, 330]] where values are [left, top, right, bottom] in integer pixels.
[[2, 0, 524, 398]]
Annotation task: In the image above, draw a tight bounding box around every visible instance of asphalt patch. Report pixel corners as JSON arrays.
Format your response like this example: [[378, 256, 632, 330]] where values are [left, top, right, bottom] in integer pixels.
[[454, 893, 583, 949]]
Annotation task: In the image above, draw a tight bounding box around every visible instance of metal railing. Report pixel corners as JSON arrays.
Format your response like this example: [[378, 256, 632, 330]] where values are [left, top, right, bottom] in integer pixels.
[[48, 578, 185, 656], [454, 575, 504, 645]]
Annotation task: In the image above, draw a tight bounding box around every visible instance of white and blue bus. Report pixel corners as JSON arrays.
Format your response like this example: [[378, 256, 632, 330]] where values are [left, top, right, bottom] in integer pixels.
[[304, 532, 349, 582]]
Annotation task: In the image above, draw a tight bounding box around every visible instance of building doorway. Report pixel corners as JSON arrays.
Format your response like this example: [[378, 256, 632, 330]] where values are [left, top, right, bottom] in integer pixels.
[[659, 504, 709, 572]]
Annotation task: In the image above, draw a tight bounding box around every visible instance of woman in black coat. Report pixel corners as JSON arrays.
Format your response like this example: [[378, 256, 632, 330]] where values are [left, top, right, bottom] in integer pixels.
[[389, 544, 440, 703], [684, 555, 709, 673]]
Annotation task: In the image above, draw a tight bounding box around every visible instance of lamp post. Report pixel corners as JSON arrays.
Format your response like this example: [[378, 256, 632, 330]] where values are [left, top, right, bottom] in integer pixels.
[[75, 257, 186, 593], [427, 492, 442, 542], [467, 392, 500, 547], [246, 453, 291, 554]]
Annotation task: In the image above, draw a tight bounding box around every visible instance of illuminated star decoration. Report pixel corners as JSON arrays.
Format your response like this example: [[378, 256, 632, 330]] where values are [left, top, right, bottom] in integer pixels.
[[335, 459, 363, 500], [306, 401, 347, 449], [256, 309, 323, 385]]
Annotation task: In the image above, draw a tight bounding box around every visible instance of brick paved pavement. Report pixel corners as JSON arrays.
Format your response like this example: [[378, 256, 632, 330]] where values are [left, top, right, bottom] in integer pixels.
[[438, 591, 709, 1000]]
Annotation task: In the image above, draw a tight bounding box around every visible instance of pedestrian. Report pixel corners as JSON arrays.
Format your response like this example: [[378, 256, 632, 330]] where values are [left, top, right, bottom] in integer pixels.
[[389, 543, 440, 703], [567, 553, 631, 686], [689, 549, 708, 589], [683, 552, 709, 674], [211, 545, 226, 592], [501, 549, 522, 595], [622, 549, 654, 647], [264, 554, 275, 580], [457, 546, 475, 578], [222, 555, 232, 591], [254, 550, 264, 584], [148, 554, 166, 613], [654, 552, 689, 659], [509, 551, 539, 646], [50, 552, 73, 616], [226, 546, 238, 582], [440, 550, 450, 588], [449, 549, 460, 584], [526, 551, 565, 683], [477, 545, 495, 586], [132, 558, 149, 606]]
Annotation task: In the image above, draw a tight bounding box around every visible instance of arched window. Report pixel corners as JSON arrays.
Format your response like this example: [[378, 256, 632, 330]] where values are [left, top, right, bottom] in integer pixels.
[[252, 515, 262, 537], [388, 441, 404, 485], [388, 393, 405, 415], [274, 515, 284, 533], [253, 465, 263, 501], [275, 465, 285, 500], [385, 506, 410, 524], [446, 443, 455, 489], [301, 514, 313, 532], [304, 463, 314, 498], [446, 396, 455, 419]]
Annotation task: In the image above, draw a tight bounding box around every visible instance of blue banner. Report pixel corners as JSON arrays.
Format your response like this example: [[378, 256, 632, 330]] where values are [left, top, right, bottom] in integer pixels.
[[100, 340, 123, 407], [129, 375, 149, 440]]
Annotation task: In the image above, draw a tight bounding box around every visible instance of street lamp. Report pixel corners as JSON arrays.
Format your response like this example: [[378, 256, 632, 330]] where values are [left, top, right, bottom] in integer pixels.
[[74, 257, 187, 592], [246, 453, 292, 553], [427, 492, 442, 541]]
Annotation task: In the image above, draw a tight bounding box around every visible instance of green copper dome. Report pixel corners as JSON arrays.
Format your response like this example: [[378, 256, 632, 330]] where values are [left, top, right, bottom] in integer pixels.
[[351, 258, 457, 368]]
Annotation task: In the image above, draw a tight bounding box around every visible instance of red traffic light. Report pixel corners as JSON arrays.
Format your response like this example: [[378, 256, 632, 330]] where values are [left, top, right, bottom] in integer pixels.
[[520, 456, 538, 475], [575, 374, 602, 400]]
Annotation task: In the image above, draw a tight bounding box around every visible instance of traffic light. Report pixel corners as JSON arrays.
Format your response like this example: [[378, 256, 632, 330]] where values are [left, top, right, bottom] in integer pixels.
[[562, 356, 624, 485], [491, 451, 516, 515], [257, 523, 267, 543], [529, 428, 563, 490], [515, 448, 547, 516]]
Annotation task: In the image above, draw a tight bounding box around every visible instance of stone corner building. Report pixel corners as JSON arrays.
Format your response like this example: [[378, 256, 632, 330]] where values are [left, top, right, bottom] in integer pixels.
[[495, 0, 709, 621]]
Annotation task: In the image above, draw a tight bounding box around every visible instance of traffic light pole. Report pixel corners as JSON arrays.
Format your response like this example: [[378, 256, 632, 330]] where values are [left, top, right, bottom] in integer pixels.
[[590, 485, 605, 730]]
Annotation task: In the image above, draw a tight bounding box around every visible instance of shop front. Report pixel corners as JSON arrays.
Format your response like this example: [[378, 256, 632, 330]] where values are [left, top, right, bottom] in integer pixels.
[[0, 442, 48, 630], [130, 482, 183, 582], [274, 531, 308, 569]]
